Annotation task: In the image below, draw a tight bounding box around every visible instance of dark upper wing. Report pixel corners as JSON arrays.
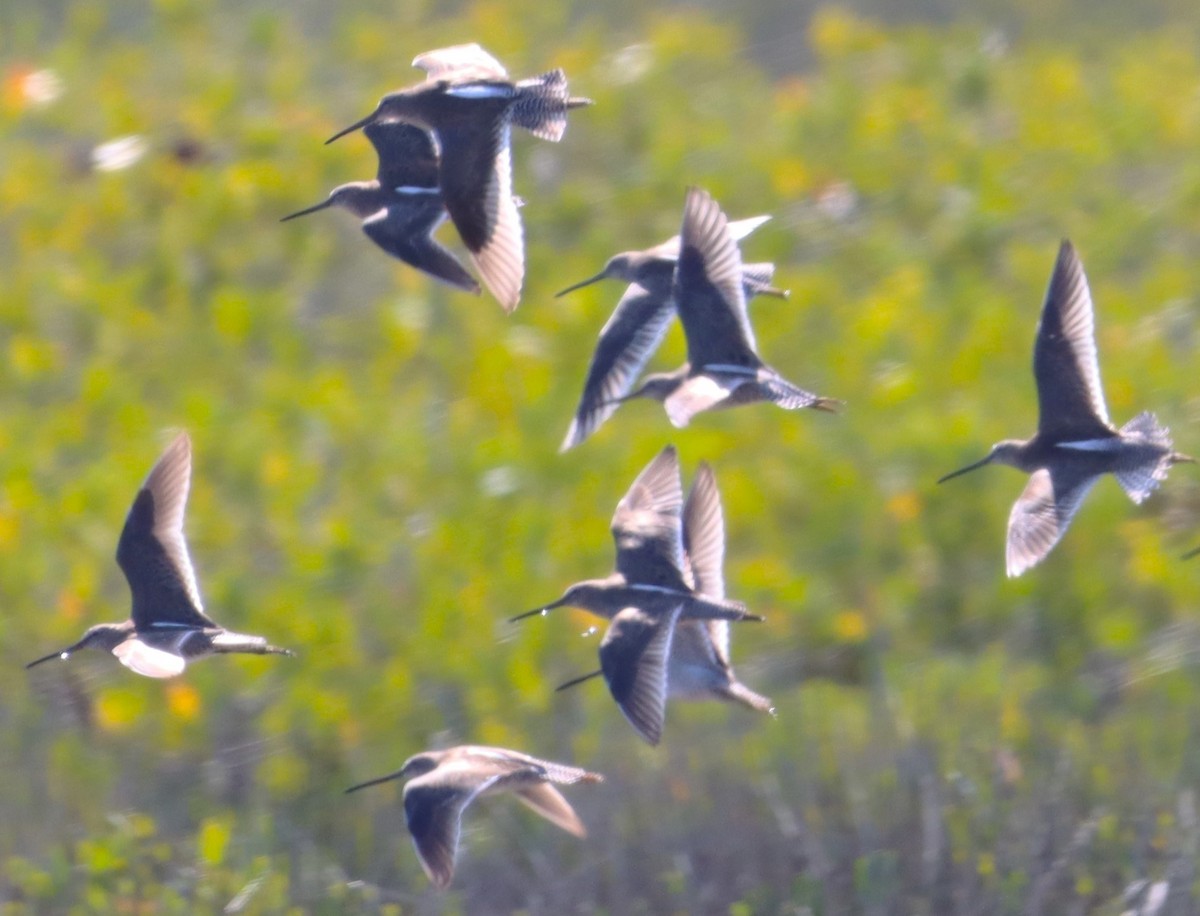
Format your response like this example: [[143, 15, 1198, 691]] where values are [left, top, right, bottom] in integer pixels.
[[1033, 240, 1114, 440], [682, 461, 731, 664], [599, 605, 682, 746], [682, 462, 725, 599], [434, 93, 523, 311], [673, 188, 760, 369], [362, 205, 480, 293], [116, 433, 216, 629], [560, 284, 675, 451], [364, 120, 440, 191], [611, 446, 686, 588]]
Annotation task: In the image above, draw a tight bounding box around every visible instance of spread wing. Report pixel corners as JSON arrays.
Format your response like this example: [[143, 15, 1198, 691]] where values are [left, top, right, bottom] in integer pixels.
[[363, 120, 440, 192], [437, 109, 524, 311], [413, 44, 510, 82], [560, 284, 675, 451], [403, 775, 496, 890], [599, 605, 682, 745], [512, 783, 589, 837], [116, 433, 216, 629], [1033, 240, 1114, 440], [362, 206, 480, 294], [611, 446, 686, 588], [1006, 466, 1100, 577], [650, 214, 771, 260], [674, 188, 760, 368], [682, 461, 731, 664]]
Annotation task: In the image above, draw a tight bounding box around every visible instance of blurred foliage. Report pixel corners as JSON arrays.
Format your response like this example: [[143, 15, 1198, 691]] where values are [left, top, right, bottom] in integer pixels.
[[2, 0, 1200, 912]]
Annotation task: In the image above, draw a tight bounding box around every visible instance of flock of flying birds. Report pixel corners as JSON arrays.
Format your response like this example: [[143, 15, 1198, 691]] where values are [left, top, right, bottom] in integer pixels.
[[25, 42, 1197, 891]]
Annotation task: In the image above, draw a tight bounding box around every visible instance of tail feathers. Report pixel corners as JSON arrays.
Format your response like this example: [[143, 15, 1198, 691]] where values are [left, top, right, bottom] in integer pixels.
[[763, 373, 841, 413], [1116, 412, 1182, 503], [722, 679, 774, 713], [687, 593, 762, 622], [1120, 411, 1172, 449], [741, 262, 788, 300], [512, 69, 592, 141], [211, 631, 294, 657]]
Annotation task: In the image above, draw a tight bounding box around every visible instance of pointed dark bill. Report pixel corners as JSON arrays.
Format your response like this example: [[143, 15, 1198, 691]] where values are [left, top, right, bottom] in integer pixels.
[[555, 669, 603, 692], [344, 769, 406, 794], [509, 595, 568, 622], [326, 112, 377, 145], [937, 454, 994, 484], [26, 648, 70, 669], [280, 199, 335, 222], [1182, 545, 1200, 560], [555, 270, 609, 298]]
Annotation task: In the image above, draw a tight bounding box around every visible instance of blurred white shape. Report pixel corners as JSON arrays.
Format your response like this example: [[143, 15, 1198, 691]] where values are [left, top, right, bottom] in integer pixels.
[[506, 325, 546, 359], [580, 625, 598, 638], [872, 359, 911, 393], [981, 30, 1008, 59], [480, 466, 518, 497], [608, 43, 653, 86], [21, 68, 63, 107], [405, 512, 433, 539], [91, 135, 147, 172], [1121, 879, 1169, 916], [392, 295, 430, 332], [815, 180, 858, 222]]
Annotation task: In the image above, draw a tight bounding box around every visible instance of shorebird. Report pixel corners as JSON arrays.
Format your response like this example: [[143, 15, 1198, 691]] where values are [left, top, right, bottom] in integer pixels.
[[938, 240, 1194, 577], [511, 445, 761, 625], [282, 120, 479, 294], [26, 433, 293, 677], [345, 745, 602, 890], [617, 188, 838, 428], [327, 44, 591, 311], [557, 215, 788, 451], [557, 461, 772, 743]]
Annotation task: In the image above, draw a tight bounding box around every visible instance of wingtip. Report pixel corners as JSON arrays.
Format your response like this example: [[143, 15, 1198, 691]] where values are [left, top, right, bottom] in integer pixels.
[[1055, 237, 1081, 270]]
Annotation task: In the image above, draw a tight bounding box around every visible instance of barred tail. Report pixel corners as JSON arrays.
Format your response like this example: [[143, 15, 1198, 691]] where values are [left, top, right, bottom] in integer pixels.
[[763, 372, 842, 413], [1116, 411, 1177, 503], [741, 262, 789, 300], [512, 69, 593, 141]]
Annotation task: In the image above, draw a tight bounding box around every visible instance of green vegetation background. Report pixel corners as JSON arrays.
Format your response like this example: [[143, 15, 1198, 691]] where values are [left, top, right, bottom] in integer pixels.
[[3, 0, 1200, 912]]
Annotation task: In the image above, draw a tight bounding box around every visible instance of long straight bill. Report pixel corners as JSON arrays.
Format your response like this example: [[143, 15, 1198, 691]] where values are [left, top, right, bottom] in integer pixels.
[[326, 112, 376, 145], [345, 770, 405, 794], [555, 669, 603, 692], [509, 595, 568, 622], [555, 270, 608, 298], [937, 454, 993, 484], [280, 199, 334, 222], [25, 648, 69, 669]]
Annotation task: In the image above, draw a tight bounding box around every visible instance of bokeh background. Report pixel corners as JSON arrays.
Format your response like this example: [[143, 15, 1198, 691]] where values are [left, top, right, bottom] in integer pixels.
[[4, 0, 1200, 912]]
